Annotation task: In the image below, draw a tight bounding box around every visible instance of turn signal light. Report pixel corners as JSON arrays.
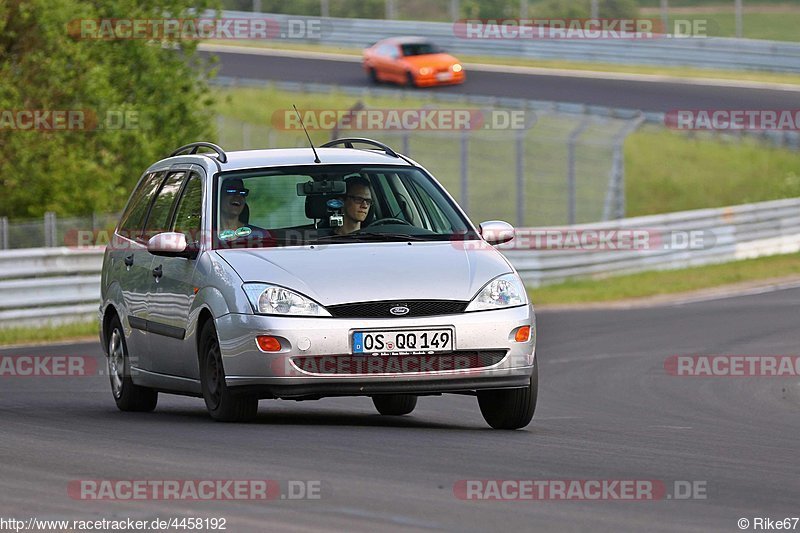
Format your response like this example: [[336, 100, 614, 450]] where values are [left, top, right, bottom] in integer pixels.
[[514, 326, 531, 343], [256, 336, 282, 352]]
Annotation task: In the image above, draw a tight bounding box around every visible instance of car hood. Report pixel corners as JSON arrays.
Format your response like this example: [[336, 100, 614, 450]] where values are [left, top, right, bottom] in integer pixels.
[[402, 53, 460, 68], [216, 241, 512, 305]]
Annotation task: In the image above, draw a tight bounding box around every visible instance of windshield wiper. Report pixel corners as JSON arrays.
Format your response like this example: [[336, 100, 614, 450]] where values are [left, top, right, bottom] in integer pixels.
[[357, 232, 431, 241], [312, 232, 431, 243]]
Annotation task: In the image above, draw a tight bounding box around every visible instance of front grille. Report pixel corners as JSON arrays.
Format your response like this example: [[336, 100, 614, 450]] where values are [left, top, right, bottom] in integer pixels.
[[327, 300, 468, 318], [290, 350, 507, 375]]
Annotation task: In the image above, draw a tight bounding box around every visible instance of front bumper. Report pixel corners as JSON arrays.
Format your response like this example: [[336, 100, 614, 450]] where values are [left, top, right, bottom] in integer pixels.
[[216, 304, 535, 398], [415, 71, 466, 87]]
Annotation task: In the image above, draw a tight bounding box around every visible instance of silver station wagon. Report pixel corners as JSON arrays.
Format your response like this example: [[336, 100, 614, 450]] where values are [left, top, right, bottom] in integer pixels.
[[99, 138, 537, 429]]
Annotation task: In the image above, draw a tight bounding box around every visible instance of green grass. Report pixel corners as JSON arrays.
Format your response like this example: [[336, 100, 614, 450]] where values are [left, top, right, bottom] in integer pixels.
[[0, 321, 98, 347], [204, 40, 800, 86], [530, 251, 800, 305], [626, 126, 800, 217]]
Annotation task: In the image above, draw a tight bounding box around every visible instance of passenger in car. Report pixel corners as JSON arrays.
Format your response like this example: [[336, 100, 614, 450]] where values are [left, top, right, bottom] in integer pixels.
[[219, 177, 251, 232], [335, 176, 373, 235]]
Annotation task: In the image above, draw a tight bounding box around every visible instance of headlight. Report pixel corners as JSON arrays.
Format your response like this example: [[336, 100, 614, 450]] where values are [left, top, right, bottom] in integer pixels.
[[419, 67, 433, 75], [465, 273, 526, 312], [243, 283, 331, 317], [452, 64, 463, 72]]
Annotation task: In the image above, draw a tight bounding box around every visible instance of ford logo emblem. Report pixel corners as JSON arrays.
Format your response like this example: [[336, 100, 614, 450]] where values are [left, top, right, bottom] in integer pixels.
[[390, 306, 409, 316]]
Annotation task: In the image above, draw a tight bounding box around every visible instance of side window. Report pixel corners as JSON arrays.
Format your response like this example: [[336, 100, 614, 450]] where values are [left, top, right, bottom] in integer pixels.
[[142, 171, 186, 239], [118, 171, 166, 239], [173, 173, 203, 244]]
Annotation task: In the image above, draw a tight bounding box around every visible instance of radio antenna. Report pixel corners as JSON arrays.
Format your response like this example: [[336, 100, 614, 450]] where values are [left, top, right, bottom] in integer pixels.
[[293, 105, 320, 163]]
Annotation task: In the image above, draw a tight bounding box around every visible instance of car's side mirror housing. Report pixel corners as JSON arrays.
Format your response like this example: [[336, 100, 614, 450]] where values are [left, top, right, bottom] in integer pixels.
[[147, 232, 198, 259], [479, 220, 515, 245]]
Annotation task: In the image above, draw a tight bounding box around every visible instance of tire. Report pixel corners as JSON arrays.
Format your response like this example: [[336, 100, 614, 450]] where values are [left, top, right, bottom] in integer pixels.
[[477, 361, 538, 430], [368, 67, 379, 84], [107, 316, 158, 412], [406, 71, 416, 88], [372, 394, 417, 416], [199, 322, 258, 422]]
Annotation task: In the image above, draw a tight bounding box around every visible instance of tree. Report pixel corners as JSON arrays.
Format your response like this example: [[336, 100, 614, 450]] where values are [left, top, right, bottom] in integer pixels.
[[0, 0, 219, 218]]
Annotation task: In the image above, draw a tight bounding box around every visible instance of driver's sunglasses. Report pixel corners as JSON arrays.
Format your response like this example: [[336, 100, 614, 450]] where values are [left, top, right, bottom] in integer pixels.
[[224, 188, 249, 197], [347, 195, 373, 207]]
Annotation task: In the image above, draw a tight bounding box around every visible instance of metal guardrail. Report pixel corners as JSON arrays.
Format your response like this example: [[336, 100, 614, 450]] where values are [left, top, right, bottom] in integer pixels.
[[0, 247, 104, 328], [1, 198, 799, 328], [221, 10, 800, 73], [505, 197, 800, 287]]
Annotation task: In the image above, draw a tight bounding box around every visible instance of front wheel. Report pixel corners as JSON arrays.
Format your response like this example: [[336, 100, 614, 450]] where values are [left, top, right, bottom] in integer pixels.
[[406, 71, 417, 88], [477, 362, 537, 430], [107, 316, 158, 412], [199, 323, 258, 422], [372, 394, 417, 416]]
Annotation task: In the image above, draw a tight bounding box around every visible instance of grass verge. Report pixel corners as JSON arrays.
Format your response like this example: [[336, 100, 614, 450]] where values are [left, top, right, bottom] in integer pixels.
[[0, 321, 98, 347], [625, 126, 800, 217], [529, 252, 800, 305]]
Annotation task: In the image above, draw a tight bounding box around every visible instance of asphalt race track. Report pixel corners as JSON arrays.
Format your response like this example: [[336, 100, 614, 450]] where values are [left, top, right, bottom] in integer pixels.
[[1, 287, 798, 532], [206, 50, 800, 112]]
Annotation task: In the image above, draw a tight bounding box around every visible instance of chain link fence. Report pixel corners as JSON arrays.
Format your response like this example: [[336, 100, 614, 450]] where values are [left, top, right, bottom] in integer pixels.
[[0, 213, 119, 250], [215, 105, 642, 227]]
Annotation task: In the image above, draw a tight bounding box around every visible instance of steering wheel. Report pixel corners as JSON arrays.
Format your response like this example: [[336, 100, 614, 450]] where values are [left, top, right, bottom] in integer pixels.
[[368, 217, 413, 227]]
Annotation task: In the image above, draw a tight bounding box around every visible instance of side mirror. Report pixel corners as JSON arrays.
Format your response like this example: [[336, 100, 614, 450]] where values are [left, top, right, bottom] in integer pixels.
[[147, 232, 197, 259], [479, 220, 515, 245]]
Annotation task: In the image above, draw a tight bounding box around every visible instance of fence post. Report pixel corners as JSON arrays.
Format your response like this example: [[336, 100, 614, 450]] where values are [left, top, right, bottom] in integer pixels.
[[243, 122, 251, 150], [402, 132, 410, 156], [516, 131, 525, 227], [566, 118, 590, 225], [216, 115, 225, 146], [252, 0, 261, 13], [44, 212, 57, 247], [460, 131, 469, 214], [321, 0, 329, 18], [0, 217, 7, 250], [602, 115, 645, 221]]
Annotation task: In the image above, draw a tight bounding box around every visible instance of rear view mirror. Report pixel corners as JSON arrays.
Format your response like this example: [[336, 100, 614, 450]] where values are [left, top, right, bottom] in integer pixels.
[[297, 180, 346, 196], [479, 220, 515, 245]]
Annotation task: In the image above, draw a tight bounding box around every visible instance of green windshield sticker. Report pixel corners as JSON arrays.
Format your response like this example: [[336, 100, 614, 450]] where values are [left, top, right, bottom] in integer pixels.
[[235, 226, 252, 237], [219, 229, 236, 240]]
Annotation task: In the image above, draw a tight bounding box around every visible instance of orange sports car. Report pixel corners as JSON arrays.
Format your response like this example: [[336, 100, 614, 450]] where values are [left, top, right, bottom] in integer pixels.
[[363, 37, 465, 88]]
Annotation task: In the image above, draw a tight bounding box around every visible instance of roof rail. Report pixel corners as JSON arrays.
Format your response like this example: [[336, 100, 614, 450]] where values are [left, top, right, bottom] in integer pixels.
[[320, 138, 399, 158], [169, 142, 228, 163]]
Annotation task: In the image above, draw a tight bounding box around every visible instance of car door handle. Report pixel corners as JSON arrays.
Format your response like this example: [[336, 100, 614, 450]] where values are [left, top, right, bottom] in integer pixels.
[[152, 265, 163, 279], [124, 254, 134, 267]]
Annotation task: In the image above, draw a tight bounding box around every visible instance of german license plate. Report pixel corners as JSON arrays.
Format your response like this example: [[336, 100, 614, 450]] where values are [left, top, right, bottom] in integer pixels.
[[353, 329, 453, 354], [436, 72, 452, 81]]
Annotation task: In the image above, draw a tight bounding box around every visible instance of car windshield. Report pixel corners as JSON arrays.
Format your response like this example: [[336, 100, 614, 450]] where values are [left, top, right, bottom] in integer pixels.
[[400, 42, 441, 56], [213, 164, 478, 249]]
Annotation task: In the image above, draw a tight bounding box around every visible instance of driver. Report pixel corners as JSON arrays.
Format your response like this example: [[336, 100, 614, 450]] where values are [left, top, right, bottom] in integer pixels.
[[335, 176, 372, 235]]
